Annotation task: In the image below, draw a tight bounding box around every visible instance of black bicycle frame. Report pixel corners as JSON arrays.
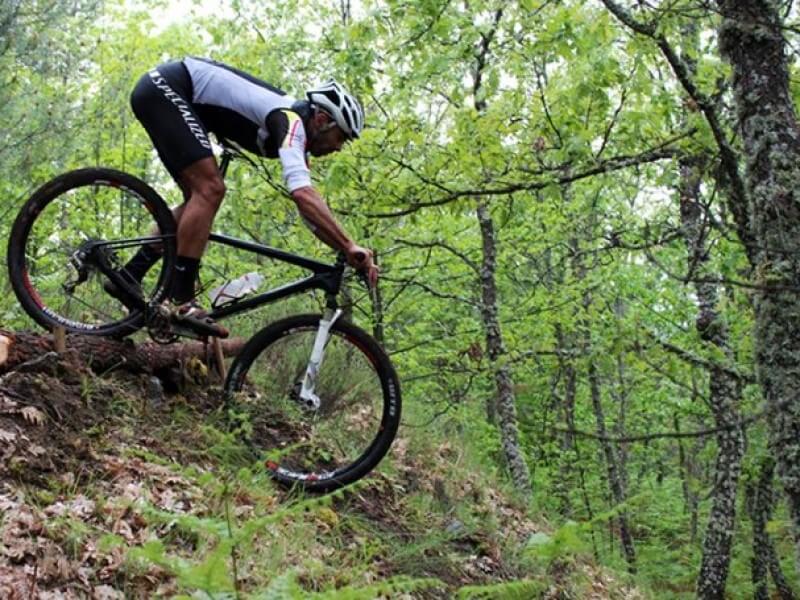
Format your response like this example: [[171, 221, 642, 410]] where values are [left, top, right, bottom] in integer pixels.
[[204, 233, 345, 321], [92, 231, 345, 320], [202, 147, 346, 320]]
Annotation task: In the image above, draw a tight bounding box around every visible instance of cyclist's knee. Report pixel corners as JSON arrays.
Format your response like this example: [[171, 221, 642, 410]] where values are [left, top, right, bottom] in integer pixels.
[[193, 177, 226, 210]]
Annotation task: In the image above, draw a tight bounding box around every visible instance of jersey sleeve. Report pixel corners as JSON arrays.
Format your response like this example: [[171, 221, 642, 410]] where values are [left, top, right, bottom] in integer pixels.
[[265, 109, 311, 193]]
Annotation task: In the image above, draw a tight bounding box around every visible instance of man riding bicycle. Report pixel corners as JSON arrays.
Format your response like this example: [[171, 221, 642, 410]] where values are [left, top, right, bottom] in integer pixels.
[[115, 56, 378, 338]]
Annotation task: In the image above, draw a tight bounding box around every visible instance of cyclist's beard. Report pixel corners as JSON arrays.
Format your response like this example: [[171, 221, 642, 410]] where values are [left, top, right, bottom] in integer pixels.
[[307, 135, 333, 157], [307, 138, 323, 156], [306, 127, 330, 156]]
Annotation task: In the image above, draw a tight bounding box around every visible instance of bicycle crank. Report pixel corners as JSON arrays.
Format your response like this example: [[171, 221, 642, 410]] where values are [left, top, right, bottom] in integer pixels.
[[146, 303, 179, 344]]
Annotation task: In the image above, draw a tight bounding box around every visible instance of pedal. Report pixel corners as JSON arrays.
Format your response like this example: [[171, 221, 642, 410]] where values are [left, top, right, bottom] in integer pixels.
[[155, 299, 228, 339], [170, 323, 209, 340], [148, 303, 224, 342]]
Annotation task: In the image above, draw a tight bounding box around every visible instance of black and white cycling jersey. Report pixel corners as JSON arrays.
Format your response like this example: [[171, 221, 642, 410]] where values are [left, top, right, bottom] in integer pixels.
[[131, 57, 311, 192]]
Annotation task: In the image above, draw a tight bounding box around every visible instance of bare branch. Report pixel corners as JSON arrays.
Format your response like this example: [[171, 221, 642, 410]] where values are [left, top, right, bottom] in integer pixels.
[[647, 332, 755, 384], [380, 275, 479, 307], [365, 142, 684, 218], [395, 237, 481, 274], [550, 395, 784, 443]]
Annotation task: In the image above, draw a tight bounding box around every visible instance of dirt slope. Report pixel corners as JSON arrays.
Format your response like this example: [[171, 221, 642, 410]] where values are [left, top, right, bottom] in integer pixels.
[[0, 349, 639, 599]]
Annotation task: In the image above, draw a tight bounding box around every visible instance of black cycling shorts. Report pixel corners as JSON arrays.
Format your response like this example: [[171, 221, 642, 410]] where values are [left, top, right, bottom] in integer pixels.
[[130, 60, 214, 182]]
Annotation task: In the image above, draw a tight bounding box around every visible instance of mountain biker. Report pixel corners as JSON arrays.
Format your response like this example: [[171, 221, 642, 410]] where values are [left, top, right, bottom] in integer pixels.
[[114, 56, 378, 338]]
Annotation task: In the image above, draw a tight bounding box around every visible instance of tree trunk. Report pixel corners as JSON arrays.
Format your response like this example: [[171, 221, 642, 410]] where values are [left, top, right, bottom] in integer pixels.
[[674, 414, 701, 543], [612, 349, 630, 488], [679, 155, 745, 600], [576, 225, 635, 572], [694, 370, 744, 600], [746, 456, 797, 600], [553, 324, 578, 517], [716, 0, 800, 571], [588, 357, 637, 574], [477, 201, 532, 498]]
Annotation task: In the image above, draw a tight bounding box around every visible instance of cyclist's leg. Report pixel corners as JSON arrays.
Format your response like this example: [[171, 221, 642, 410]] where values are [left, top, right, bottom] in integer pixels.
[[169, 156, 226, 303], [164, 157, 229, 338], [121, 61, 228, 338], [115, 61, 214, 296], [121, 191, 190, 285]]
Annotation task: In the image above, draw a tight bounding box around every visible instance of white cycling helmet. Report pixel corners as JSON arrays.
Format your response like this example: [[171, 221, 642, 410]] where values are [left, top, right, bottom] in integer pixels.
[[306, 80, 364, 139]]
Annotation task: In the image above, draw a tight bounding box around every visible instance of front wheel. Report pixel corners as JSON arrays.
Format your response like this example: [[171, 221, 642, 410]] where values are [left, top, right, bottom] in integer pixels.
[[225, 314, 402, 492]]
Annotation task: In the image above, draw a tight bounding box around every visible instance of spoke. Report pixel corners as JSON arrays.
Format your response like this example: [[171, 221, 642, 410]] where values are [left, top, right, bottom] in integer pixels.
[[60, 288, 118, 323], [231, 323, 390, 486]]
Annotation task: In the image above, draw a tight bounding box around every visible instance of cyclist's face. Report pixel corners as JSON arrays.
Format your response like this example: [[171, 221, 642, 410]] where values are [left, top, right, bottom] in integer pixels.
[[308, 116, 348, 157]]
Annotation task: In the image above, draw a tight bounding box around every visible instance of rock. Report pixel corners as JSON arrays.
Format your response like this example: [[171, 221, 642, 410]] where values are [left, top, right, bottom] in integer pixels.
[[446, 519, 466, 537], [146, 376, 163, 407]]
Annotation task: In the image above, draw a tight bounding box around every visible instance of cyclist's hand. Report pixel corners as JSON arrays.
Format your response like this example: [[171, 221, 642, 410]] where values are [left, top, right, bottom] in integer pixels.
[[346, 244, 380, 288]]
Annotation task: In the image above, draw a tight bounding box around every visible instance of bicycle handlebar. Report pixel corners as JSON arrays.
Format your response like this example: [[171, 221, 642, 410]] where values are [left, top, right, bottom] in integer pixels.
[[335, 250, 372, 289]]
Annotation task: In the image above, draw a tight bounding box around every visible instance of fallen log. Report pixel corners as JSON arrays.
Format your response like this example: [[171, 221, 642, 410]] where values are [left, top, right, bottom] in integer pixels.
[[0, 329, 244, 375]]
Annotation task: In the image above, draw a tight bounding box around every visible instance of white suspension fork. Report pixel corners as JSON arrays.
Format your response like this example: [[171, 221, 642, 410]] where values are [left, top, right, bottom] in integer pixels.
[[298, 308, 343, 410]]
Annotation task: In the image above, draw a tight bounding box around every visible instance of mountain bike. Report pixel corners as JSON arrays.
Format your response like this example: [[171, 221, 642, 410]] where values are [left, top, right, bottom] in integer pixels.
[[6, 149, 401, 492]]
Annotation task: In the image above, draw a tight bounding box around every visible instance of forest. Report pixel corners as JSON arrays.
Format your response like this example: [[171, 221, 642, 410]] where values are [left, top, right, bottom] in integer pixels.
[[1, 0, 800, 598]]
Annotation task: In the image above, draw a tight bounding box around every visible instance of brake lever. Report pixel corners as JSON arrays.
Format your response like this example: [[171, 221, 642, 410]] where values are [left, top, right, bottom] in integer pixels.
[[358, 270, 371, 289], [336, 250, 373, 290]]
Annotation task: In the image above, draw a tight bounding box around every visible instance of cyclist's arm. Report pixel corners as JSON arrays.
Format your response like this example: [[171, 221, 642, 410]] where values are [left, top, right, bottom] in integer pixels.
[[291, 186, 356, 253], [292, 187, 378, 285], [270, 109, 378, 282]]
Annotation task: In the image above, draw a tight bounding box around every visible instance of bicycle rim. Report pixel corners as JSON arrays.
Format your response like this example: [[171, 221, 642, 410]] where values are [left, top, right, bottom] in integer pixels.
[[10, 171, 173, 334], [226, 316, 401, 491]]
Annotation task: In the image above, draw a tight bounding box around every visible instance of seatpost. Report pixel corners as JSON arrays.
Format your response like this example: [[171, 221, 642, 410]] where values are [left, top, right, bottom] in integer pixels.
[[219, 150, 232, 179]]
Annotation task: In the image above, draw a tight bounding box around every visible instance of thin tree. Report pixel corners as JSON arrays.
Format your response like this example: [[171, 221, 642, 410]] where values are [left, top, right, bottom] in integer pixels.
[[471, 7, 533, 498], [745, 456, 797, 600]]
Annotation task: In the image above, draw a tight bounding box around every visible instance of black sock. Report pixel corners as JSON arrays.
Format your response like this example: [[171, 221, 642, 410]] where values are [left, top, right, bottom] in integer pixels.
[[171, 256, 200, 304], [123, 245, 162, 282]]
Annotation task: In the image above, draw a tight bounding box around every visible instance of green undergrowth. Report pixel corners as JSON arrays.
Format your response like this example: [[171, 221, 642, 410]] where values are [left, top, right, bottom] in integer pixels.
[[0, 363, 642, 598]]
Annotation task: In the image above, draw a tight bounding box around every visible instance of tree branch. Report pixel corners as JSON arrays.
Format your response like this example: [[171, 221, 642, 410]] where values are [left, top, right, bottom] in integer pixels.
[[598, 0, 755, 261], [550, 395, 783, 443], [395, 237, 481, 275], [646, 332, 755, 384], [365, 141, 684, 218]]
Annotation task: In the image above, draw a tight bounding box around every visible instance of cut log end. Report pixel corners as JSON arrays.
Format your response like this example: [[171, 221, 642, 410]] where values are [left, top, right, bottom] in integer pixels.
[[0, 335, 10, 366]]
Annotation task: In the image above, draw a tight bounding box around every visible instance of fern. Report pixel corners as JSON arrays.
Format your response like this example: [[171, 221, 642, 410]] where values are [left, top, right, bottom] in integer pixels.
[[456, 579, 547, 599], [252, 571, 442, 599], [130, 539, 237, 595]]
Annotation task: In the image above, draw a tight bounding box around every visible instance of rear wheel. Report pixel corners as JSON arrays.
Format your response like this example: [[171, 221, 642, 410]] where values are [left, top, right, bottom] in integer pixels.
[[225, 314, 402, 492], [7, 168, 176, 337]]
